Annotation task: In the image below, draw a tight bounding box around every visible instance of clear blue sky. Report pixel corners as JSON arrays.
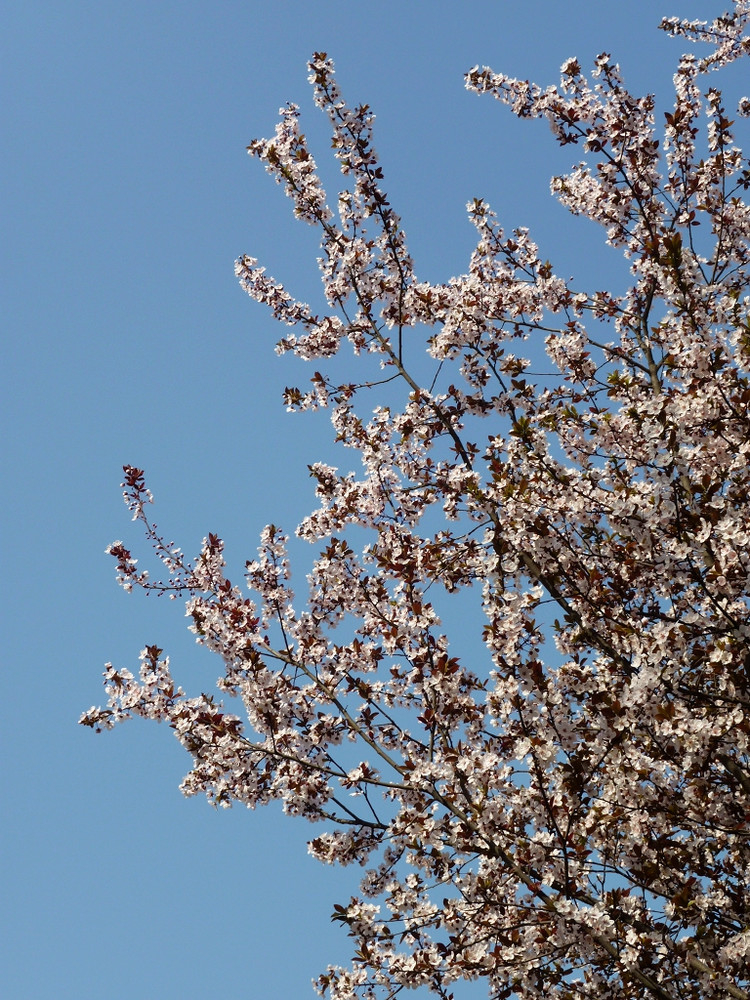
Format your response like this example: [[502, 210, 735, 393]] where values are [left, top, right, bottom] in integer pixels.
[[3, 2, 725, 997]]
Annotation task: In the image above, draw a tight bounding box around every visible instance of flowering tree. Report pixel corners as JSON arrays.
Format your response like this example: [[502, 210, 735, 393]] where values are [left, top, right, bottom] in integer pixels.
[[82, 6, 750, 999]]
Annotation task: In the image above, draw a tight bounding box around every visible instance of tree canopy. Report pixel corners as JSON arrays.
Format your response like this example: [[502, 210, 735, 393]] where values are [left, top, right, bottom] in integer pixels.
[[83, 6, 750, 999]]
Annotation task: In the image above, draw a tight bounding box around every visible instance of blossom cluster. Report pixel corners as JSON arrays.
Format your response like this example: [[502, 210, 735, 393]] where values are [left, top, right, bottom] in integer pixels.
[[85, 7, 750, 1000]]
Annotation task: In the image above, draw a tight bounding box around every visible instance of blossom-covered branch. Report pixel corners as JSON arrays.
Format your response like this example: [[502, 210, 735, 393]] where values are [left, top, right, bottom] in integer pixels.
[[85, 5, 750, 999]]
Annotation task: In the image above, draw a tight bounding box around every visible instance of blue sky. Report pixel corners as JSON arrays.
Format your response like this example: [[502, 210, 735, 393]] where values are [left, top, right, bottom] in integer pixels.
[[3, 2, 727, 997]]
